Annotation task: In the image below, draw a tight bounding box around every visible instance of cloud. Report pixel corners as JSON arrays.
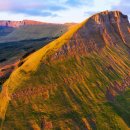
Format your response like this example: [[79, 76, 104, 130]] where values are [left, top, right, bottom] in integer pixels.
[[12, 9, 57, 17], [47, 5, 67, 11], [0, 0, 67, 17], [0, 0, 94, 18], [83, 0, 122, 19], [66, 0, 85, 6], [112, 0, 130, 17], [66, 0, 93, 7], [84, 11, 98, 17], [0, 0, 127, 23]]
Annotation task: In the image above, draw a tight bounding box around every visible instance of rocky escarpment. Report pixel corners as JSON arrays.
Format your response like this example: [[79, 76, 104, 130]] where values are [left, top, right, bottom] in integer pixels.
[[106, 77, 130, 101], [91, 11, 130, 46], [50, 11, 130, 61], [0, 20, 44, 28]]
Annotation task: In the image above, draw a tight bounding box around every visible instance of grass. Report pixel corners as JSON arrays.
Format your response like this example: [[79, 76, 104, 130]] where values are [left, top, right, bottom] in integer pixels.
[[2, 46, 130, 129]]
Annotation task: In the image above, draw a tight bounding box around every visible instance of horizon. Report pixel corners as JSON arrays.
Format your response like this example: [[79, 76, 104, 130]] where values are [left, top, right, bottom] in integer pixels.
[[0, 0, 130, 23], [0, 10, 129, 24]]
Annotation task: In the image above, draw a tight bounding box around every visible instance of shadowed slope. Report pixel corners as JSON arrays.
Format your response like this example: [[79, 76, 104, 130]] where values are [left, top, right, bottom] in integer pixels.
[[0, 11, 130, 130]]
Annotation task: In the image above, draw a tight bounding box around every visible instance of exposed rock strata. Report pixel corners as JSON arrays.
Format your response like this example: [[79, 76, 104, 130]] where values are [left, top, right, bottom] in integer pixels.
[[50, 11, 130, 61]]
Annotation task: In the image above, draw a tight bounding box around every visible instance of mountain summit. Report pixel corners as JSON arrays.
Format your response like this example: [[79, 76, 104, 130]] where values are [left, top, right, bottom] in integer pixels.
[[43, 10, 130, 61], [0, 11, 130, 130]]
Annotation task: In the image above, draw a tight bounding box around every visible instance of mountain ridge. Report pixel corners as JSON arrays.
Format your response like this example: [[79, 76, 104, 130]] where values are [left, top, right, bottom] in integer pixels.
[[0, 20, 76, 28]]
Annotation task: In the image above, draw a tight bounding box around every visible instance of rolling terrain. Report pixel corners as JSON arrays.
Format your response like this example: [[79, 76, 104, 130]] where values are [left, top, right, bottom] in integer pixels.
[[0, 11, 130, 130], [0, 21, 72, 85]]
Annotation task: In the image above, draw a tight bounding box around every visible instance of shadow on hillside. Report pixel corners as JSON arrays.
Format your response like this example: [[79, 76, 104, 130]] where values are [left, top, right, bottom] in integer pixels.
[[109, 90, 130, 128]]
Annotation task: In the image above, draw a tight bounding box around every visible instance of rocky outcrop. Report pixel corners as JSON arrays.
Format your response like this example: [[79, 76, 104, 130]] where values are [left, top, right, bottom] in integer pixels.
[[41, 117, 53, 130], [11, 84, 57, 101], [0, 20, 44, 28], [106, 76, 130, 101], [90, 11, 130, 46]]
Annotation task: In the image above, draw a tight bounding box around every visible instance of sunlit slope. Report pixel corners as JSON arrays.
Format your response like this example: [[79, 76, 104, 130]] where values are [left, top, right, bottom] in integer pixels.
[[0, 11, 130, 130], [0, 21, 83, 122], [2, 45, 130, 130]]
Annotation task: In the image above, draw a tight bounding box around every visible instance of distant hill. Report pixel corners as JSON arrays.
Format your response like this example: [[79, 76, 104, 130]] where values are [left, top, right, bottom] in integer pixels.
[[0, 20, 72, 43], [0, 11, 130, 130]]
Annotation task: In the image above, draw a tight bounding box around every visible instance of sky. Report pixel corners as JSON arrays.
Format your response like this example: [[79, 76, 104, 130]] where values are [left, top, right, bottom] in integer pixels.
[[0, 0, 129, 23]]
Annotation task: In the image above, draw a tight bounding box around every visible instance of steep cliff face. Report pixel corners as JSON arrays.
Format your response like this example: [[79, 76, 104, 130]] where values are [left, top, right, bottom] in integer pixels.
[[90, 11, 130, 46], [50, 11, 130, 61], [82, 11, 130, 45], [0, 11, 130, 130]]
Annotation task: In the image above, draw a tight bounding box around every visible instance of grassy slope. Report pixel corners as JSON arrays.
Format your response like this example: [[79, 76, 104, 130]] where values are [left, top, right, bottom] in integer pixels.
[[0, 20, 130, 129]]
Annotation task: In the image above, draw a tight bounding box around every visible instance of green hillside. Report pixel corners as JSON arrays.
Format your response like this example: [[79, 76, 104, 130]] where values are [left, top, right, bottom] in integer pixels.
[[0, 11, 130, 130]]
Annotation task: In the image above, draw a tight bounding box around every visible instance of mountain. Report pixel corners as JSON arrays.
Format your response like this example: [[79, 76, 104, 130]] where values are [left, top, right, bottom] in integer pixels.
[[0, 21, 71, 43], [0, 20, 45, 28], [0, 11, 130, 130], [0, 20, 45, 37]]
